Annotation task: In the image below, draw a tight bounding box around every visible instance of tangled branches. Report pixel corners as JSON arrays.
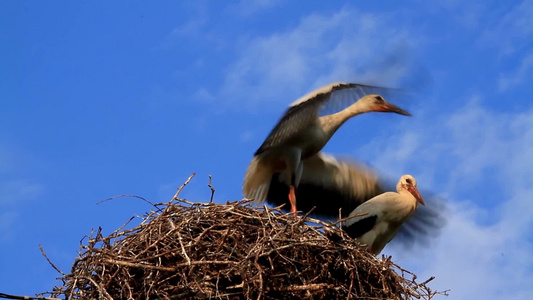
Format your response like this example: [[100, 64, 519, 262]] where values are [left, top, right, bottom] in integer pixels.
[[40, 177, 443, 299]]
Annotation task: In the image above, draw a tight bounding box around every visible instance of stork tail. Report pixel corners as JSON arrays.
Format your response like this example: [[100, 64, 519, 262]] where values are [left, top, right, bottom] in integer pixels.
[[243, 156, 274, 203]]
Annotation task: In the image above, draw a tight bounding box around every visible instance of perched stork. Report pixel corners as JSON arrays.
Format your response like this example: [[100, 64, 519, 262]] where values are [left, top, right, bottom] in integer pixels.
[[342, 174, 424, 254], [243, 82, 411, 215], [268, 153, 444, 252]]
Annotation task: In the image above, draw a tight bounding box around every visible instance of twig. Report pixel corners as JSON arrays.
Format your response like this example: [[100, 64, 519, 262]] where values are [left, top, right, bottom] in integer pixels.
[[0, 293, 61, 300], [276, 283, 333, 292], [333, 211, 370, 226], [39, 244, 65, 276], [109, 215, 138, 238], [177, 231, 191, 265], [297, 206, 316, 226], [78, 276, 114, 300], [97, 194, 155, 207], [418, 276, 435, 287], [172, 173, 196, 201], [104, 259, 238, 271], [207, 174, 215, 203]]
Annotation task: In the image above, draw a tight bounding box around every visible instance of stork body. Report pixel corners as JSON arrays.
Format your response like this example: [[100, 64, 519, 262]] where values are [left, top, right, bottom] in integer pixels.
[[243, 82, 411, 215], [342, 175, 424, 254], [267, 153, 444, 252]]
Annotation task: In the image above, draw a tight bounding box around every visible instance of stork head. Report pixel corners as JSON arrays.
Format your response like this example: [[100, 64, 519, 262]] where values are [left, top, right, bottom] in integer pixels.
[[361, 94, 411, 116], [398, 174, 425, 206]]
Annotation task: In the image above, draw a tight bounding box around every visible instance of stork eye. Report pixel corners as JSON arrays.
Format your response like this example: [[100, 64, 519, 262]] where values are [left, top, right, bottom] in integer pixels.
[[374, 96, 384, 102], [406, 178, 412, 184]]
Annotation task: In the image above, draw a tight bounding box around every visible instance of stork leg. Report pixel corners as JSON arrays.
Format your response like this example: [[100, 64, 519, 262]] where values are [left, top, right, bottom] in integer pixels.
[[284, 148, 303, 218], [289, 160, 304, 217], [289, 185, 297, 217]]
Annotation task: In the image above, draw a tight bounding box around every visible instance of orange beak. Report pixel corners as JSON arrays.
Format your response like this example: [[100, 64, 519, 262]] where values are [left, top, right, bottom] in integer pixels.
[[407, 185, 425, 206], [376, 103, 411, 116]]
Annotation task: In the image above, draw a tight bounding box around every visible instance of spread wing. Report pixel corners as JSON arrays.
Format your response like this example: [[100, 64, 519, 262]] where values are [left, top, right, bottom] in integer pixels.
[[254, 83, 399, 156], [267, 153, 384, 218], [390, 191, 447, 250], [267, 152, 446, 249]]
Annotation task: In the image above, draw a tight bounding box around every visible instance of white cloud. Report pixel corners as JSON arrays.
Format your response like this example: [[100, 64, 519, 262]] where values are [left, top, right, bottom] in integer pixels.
[[0, 211, 18, 240], [0, 178, 44, 239], [0, 143, 16, 175], [429, 0, 487, 30], [157, 19, 207, 50], [415, 201, 533, 300], [209, 7, 424, 110], [239, 130, 254, 143], [0, 142, 46, 238], [0, 179, 44, 240], [482, 1, 533, 92], [411, 192, 533, 299], [480, 0, 533, 57], [360, 99, 533, 298], [0, 179, 45, 206], [156, 2, 209, 49], [498, 51, 533, 91], [232, 0, 281, 16], [192, 87, 216, 103]]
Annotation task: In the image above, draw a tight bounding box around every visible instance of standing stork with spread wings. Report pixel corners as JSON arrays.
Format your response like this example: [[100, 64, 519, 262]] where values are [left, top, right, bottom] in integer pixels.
[[243, 82, 411, 215]]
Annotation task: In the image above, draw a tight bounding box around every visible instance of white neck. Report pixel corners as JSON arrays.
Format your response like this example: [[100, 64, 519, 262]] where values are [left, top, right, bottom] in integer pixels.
[[319, 101, 369, 139], [398, 189, 418, 209]]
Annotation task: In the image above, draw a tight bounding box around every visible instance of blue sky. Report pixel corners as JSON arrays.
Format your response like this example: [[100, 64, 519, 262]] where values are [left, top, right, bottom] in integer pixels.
[[1, 1, 532, 298]]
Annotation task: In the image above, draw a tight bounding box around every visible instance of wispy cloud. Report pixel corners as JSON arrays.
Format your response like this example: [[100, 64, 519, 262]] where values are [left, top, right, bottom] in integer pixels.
[[239, 130, 255, 143], [498, 51, 533, 91], [0, 143, 16, 175], [0, 179, 45, 240], [208, 7, 424, 110], [480, 0, 533, 57], [0, 212, 18, 240], [478, 1, 533, 92], [156, 2, 209, 50], [430, 0, 487, 30], [157, 19, 207, 50], [232, 0, 282, 16], [414, 200, 533, 300], [0, 143, 45, 240], [0, 179, 45, 206]]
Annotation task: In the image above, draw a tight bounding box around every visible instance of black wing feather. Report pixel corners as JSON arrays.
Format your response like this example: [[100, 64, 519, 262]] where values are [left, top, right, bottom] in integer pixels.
[[342, 215, 378, 239], [267, 173, 383, 219], [266, 153, 385, 218], [254, 93, 326, 156]]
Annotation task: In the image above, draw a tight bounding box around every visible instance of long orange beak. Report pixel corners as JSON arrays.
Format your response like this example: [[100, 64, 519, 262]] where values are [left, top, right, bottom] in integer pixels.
[[378, 103, 412, 116], [407, 185, 425, 206]]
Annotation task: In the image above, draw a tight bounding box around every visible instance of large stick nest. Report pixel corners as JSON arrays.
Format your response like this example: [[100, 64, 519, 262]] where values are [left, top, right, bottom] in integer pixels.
[[41, 178, 442, 300]]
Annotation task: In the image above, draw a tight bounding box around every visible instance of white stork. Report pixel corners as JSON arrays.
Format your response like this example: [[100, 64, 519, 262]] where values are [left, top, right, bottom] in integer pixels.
[[243, 82, 411, 215], [267, 153, 444, 253], [342, 174, 424, 254]]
